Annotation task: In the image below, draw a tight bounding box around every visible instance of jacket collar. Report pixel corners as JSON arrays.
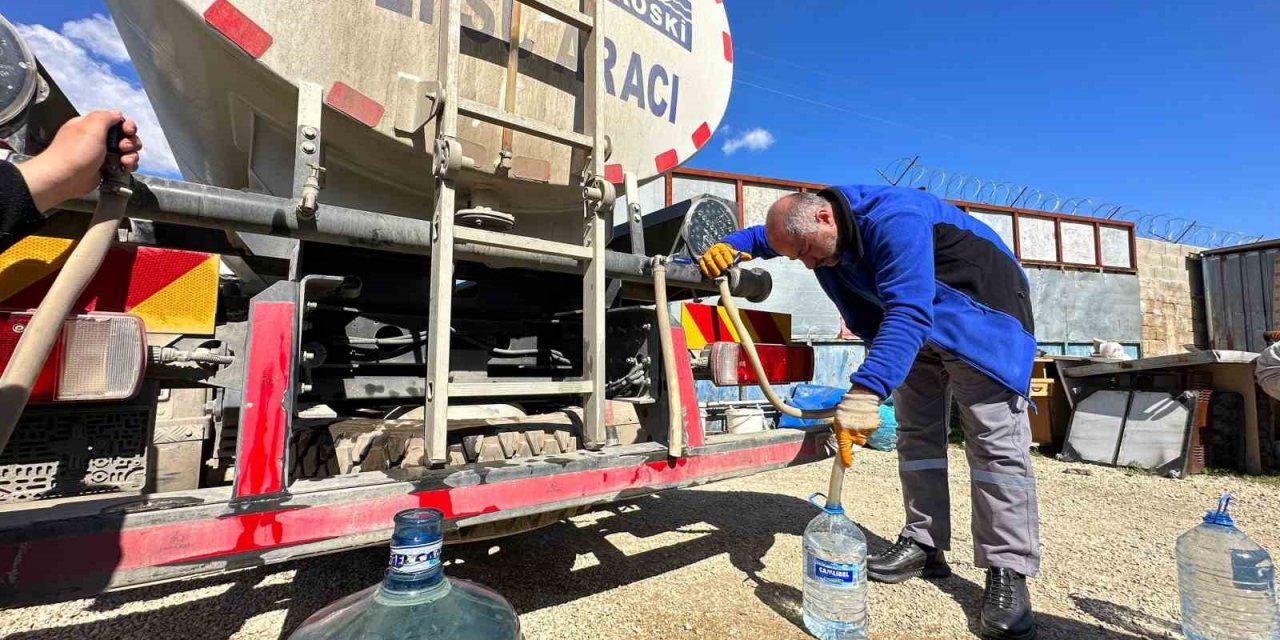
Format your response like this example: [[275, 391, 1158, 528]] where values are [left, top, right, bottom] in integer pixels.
[[818, 187, 864, 265]]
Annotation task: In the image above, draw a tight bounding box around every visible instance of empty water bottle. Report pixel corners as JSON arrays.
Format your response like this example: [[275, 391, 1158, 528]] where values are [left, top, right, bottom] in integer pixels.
[[289, 508, 522, 640], [1177, 493, 1279, 640], [802, 492, 869, 639]]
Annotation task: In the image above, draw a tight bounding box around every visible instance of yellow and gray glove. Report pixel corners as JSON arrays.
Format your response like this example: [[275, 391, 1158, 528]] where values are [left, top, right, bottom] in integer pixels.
[[833, 386, 881, 467], [698, 242, 752, 279]]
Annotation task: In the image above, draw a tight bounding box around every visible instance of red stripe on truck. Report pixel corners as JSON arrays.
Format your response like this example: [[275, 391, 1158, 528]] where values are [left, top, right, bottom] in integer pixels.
[[605, 164, 624, 184], [203, 0, 273, 59], [326, 82, 386, 128], [692, 122, 712, 149], [654, 149, 679, 173], [233, 301, 295, 498]]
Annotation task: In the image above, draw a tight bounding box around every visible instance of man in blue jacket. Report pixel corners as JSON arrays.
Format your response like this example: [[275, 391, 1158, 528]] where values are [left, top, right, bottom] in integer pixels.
[[700, 186, 1040, 640]]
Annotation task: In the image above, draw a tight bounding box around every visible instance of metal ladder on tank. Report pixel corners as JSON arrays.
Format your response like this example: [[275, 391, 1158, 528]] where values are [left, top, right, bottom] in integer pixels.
[[424, 0, 615, 465]]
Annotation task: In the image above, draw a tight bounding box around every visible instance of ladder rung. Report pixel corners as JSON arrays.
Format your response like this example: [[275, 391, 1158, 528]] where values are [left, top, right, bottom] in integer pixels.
[[448, 381, 594, 398], [517, 0, 593, 32], [455, 226, 593, 259], [458, 99, 592, 150]]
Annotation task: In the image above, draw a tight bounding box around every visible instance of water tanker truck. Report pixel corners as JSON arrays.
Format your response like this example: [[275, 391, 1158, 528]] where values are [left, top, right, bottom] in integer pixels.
[[0, 0, 829, 602]]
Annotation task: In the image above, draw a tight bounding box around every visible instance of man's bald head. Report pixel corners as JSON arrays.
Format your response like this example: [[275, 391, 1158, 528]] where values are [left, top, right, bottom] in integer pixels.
[[764, 192, 841, 269]]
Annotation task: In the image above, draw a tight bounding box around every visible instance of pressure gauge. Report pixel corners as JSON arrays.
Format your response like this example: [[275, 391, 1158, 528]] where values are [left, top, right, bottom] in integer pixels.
[[0, 13, 38, 135]]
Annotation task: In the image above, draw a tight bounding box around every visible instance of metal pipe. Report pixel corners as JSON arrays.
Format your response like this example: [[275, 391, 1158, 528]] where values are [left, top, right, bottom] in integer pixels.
[[58, 174, 772, 298], [652, 257, 683, 458], [0, 154, 132, 455]]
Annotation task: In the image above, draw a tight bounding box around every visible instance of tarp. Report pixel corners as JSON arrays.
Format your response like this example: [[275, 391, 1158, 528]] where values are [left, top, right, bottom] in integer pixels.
[[778, 383, 898, 451]]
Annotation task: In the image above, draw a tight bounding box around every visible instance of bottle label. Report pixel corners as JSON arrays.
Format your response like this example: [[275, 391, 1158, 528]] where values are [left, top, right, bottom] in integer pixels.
[[389, 540, 442, 575], [810, 558, 862, 587]]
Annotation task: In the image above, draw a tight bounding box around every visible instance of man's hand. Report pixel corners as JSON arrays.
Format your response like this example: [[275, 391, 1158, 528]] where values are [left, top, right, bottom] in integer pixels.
[[698, 242, 751, 279], [16, 110, 142, 212], [833, 385, 881, 467]]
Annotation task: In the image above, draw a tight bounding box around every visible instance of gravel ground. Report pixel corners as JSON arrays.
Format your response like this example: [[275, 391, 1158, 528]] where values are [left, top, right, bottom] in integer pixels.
[[2, 446, 1277, 640]]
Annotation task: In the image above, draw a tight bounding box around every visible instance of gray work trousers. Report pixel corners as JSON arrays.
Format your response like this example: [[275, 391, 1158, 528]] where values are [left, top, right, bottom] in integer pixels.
[[892, 346, 1041, 577]]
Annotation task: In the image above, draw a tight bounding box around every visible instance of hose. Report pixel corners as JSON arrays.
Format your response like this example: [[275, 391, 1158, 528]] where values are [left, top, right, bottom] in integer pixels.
[[651, 257, 684, 458], [714, 273, 847, 508], [0, 136, 133, 456]]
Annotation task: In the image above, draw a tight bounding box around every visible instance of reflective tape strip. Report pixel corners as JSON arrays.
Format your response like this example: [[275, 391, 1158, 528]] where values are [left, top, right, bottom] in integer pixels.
[[605, 164, 624, 184], [900, 458, 948, 472], [326, 82, 385, 128], [204, 0, 273, 59], [970, 469, 1036, 488]]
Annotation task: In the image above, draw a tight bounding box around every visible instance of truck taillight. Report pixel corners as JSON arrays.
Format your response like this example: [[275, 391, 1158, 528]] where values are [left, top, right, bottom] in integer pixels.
[[709, 342, 814, 386], [0, 312, 146, 403]]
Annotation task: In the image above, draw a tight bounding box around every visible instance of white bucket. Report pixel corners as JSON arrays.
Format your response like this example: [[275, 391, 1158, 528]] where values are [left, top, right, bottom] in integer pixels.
[[725, 407, 766, 434]]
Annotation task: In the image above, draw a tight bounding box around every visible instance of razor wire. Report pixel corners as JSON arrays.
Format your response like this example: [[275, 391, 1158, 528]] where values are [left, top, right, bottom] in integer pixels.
[[877, 157, 1266, 248]]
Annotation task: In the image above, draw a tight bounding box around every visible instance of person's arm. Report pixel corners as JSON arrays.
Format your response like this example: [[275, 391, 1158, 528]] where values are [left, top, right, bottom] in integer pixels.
[[698, 225, 778, 278], [1, 110, 141, 252], [0, 161, 43, 252], [847, 209, 935, 399], [720, 225, 779, 259]]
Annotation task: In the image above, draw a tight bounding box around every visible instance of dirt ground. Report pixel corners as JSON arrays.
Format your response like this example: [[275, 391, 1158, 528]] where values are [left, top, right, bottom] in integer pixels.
[[1, 446, 1277, 640]]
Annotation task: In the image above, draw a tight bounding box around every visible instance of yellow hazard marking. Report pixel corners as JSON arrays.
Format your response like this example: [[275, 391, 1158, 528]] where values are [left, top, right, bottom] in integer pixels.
[[0, 236, 75, 303], [715, 307, 743, 342], [127, 255, 219, 335]]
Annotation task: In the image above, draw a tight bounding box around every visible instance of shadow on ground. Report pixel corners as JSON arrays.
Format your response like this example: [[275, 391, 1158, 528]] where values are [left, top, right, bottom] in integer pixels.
[[3, 488, 1173, 640]]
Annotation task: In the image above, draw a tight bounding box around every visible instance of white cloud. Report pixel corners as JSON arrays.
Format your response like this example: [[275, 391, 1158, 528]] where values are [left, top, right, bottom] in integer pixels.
[[721, 127, 775, 155], [15, 19, 180, 177], [63, 14, 131, 64]]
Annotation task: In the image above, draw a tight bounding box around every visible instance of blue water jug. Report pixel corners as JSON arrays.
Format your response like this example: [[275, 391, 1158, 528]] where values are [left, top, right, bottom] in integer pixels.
[[289, 508, 522, 640]]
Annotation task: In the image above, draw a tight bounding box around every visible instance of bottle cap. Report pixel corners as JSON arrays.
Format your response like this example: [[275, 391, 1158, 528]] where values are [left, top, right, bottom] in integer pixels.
[[1202, 492, 1236, 527], [807, 492, 844, 514]]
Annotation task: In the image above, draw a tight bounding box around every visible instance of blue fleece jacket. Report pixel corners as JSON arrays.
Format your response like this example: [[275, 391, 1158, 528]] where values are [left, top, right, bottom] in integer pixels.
[[721, 185, 1037, 399]]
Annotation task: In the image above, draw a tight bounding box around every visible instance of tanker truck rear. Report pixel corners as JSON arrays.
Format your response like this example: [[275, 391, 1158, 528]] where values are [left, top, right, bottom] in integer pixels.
[[0, 0, 829, 603]]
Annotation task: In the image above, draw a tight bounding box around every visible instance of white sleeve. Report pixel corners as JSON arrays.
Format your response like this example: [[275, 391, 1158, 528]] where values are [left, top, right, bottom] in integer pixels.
[[1256, 342, 1280, 401]]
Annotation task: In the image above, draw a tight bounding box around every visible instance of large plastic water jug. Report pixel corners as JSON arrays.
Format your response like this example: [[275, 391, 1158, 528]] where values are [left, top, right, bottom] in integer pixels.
[[1177, 494, 1279, 640], [289, 508, 522, 640], [802, 493, 869, 639]]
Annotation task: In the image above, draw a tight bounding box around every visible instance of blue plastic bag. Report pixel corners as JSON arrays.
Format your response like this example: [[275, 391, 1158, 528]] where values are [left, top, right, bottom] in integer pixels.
[[778, 384, 898, 452], [866, 397, 897, 452], [778, 384, 843, 428]]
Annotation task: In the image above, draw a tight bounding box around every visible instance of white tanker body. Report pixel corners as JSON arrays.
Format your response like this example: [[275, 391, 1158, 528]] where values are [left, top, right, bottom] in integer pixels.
[[108, 0, 734, 232]]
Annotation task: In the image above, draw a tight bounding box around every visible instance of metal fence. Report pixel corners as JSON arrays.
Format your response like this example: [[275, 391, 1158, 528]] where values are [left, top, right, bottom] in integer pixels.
[[878, 157, 1266, 249]]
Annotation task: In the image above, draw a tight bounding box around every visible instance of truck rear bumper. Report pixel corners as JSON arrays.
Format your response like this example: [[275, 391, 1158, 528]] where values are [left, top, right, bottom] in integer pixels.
[[0, 426, 829, 605]]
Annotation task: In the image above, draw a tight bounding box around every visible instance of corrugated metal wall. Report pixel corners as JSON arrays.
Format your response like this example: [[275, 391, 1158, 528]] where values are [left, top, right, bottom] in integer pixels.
[[1202, 242, 1279, 352]]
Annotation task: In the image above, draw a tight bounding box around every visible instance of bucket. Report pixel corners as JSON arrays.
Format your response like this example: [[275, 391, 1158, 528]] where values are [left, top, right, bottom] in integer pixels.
[[725, 407, 766, 434]]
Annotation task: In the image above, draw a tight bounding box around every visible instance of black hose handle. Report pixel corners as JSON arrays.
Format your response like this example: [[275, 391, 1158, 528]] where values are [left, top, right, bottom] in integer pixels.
[[100, 121, 130, 188], [105, 122, 125, 155]]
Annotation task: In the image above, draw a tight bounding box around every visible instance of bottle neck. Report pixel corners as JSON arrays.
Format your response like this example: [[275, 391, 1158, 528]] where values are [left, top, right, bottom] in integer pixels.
[[383, 522, 446, 593]]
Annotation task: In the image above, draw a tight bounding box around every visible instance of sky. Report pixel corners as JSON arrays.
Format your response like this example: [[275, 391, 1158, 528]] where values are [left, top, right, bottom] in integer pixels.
[[6, 1, 1277, 241]]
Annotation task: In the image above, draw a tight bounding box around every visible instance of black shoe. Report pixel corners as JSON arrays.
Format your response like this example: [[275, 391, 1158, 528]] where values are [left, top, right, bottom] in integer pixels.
[[867, 535, 952, 584], [980, 567, 1036, 640]]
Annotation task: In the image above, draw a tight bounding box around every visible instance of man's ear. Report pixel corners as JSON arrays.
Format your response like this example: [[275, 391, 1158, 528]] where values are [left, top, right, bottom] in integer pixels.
[[816, 208, 835, 226]]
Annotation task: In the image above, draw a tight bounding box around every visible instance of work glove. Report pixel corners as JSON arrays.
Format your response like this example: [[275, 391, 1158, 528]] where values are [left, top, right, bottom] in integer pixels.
[[698, 242, 751, 279], [833, 386, 881, 467]]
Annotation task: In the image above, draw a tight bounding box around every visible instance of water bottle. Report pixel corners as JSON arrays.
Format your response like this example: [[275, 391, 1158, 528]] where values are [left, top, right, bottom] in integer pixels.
[[802, 492, 869, 640], [1177, 493, 1280, 640], [289, 508, 522, 640]]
